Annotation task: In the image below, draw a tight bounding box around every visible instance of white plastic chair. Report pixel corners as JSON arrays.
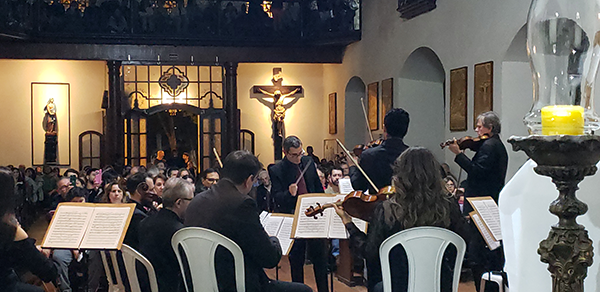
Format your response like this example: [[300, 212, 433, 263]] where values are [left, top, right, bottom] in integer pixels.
[[171, 227, 246, 292], [480, 271, 508, 292], [379, 226, 466, 292], [100, 250, 126, 292], [99, 245, 159, 292]]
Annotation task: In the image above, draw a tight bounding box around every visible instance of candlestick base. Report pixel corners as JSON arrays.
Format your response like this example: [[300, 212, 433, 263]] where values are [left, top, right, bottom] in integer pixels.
[[508, 135, 600, 292]]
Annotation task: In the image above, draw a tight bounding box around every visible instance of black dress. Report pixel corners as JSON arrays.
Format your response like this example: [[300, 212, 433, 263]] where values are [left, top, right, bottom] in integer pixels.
[[0, 237, 58, 292], [344, 200, 469, 292]]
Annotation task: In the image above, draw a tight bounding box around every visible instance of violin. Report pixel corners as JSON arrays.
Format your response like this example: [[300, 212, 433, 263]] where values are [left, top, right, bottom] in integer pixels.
[[305, 186, 395, 222], [365, 138, 383, 149], [440, 134, 490, 151]]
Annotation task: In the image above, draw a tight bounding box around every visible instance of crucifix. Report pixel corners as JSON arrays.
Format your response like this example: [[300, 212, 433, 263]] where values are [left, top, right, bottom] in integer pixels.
[[251, 68, 304, 160]]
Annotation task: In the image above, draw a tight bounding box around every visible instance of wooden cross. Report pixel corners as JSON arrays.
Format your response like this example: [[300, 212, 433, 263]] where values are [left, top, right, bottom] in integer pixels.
[[251, 68, 304, 160]]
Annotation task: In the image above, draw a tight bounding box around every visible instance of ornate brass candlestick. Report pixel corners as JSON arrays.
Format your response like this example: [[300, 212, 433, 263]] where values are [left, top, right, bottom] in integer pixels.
[[508, 135, 600, 292]]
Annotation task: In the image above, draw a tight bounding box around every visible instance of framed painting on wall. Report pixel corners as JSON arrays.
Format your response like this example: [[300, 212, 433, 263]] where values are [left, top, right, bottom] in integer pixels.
[[31, 82, 71, 166], [474, 61, 493, 125], [329, 92, 337, 134], [367, 82, 379, 131], [323, 139, 340, 162], [381, 78, 393, 127], [449, 67, 468, 132]]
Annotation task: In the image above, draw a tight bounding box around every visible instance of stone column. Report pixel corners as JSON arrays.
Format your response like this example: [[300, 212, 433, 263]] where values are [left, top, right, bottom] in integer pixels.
[[104, 61, 124, 167], [224, 62, 240, 157]]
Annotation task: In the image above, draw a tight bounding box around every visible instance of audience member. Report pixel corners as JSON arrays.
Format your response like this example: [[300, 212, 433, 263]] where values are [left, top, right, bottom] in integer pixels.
[[324, 166, 343, 194], [139, 178, 194, 292], [306, 146, 320, 164], [100, 181, 126, 204], [195, 168, 219, 194], [255, 169, 275, 212], [153, 173, 167, 198], [123, 172, 155, 249]]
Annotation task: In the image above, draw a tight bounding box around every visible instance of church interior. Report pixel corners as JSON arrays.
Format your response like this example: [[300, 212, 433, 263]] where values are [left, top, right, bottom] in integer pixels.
[[2, 0, 600, 292]]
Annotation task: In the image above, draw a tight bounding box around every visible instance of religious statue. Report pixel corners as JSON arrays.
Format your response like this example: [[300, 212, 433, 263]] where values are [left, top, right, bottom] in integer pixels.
[[251, 68, 304, 160], [43, 98, 58, 164], [258, 88, 300, 137], [43, 98, 58, 135]]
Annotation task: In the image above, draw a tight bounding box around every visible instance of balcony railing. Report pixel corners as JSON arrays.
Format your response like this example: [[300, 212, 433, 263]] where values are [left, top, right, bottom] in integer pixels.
[[0, 0, 361, 46]]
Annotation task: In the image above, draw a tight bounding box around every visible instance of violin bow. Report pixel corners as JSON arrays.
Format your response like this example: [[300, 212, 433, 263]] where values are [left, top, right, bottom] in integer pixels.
[[213, 147, 224, 168], [360, 97, 375, 142], [336, 139, 379, 192], [295, 162, 312, 185]]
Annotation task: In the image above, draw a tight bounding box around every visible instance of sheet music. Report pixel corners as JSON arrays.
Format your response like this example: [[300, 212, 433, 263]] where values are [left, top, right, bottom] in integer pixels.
[[262, 215, 284, 237], [43, 205, 95, 249], [278, 217, 294, 255], [470, 198, 502, 240], [259, 211, 270, 225], [293, 196, 333, 238], [338, 178, 355, 194], [80, 206, 133, 249], [471, 213, 500, 250], [352, 218, 368, 233]]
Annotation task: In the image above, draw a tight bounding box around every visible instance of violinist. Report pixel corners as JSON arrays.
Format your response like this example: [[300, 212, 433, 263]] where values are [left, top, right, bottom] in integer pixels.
[[351, 108, 410, 193], [445, 111, 507, 292], [334, 147, 469, 292], [269, 136, 329, 292]]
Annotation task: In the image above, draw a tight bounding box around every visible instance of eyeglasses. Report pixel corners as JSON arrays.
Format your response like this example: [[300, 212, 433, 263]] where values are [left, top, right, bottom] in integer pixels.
[[287, 149, 305, 158], [206, 178, 219, 182]]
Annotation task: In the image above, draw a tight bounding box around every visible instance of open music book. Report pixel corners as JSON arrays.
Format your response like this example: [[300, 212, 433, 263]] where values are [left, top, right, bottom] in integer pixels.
[[291, 194, 368, 239], [41, 203, 135, 250], [467, 196, 502, 250], [260, 212, 295, 256]]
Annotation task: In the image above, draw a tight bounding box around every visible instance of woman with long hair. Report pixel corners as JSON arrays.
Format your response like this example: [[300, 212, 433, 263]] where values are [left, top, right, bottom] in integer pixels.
[[334, 147, 469, 292], [100, 181, 127, 204], [0, 169, 57, 292]]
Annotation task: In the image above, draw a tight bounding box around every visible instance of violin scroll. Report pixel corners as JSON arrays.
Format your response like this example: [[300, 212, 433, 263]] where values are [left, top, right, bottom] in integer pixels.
[[440, 135, 490, 151]]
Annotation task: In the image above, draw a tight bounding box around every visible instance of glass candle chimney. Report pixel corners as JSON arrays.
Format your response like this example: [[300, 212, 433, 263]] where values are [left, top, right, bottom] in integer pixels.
[[524, 0, 600, 135]]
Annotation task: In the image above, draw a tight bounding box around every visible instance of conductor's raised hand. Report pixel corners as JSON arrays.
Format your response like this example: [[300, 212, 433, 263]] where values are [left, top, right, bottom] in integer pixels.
[[289, 183, 298, 197]]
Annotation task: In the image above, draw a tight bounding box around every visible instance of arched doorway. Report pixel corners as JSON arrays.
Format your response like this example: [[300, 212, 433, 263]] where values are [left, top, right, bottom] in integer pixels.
[[397, 47, 445, 160], [344, 76, 369, 148], [501, 24, 531, 178]]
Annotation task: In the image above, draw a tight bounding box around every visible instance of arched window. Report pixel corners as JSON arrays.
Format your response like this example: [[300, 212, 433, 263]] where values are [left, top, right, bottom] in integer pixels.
[[240, 129, 255, 154], [79, 131, 102, 169]]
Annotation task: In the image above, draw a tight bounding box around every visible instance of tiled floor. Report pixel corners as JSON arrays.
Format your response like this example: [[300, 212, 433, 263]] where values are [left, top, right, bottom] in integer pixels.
[[29, 216, 477, 292]]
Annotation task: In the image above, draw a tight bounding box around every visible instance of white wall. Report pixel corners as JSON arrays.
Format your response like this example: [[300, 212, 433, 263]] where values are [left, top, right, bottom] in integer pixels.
[[397, 78, 445, 160], [0, 60, 106, 170], [324, 0, 534, 181]]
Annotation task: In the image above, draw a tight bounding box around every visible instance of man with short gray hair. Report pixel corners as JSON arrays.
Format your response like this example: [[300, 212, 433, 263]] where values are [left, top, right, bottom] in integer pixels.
[[138, 178, 194, 292]]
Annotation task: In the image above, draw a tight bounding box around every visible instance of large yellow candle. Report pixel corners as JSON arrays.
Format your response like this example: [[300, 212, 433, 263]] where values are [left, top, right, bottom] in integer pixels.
[[541, 105, 584, 135]]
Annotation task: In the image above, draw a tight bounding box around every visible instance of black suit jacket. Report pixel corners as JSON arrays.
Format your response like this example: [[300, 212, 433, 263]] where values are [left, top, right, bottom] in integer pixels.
[[351, 137, 409, 193], [138, 208, 184, 292], [454, 134, 508, 215], [184, 179, 282, 292], [269, 156, 323, 214], [123, 199, 149, 250]]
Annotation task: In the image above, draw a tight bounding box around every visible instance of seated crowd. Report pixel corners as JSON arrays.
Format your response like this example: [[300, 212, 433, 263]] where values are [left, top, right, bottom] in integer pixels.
[[1, 144, 467, 292]]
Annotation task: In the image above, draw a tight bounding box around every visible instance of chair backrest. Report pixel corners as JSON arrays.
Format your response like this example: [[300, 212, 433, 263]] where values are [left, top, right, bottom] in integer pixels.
[[120, 244, 160, 292], [379, 226, 466, 292], [99, 246, 159, 292], [171, 227, 246, 292], [99, 250, 126, 292]]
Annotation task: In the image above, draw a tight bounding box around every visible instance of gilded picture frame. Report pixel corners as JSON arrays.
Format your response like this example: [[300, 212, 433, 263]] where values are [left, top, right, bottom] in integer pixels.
[[474, 61, 494, 125], [381, 78, 393, 127], [328, 92, 337, 134], [367, 82, 379, 131], [450, 67, 468, 132]]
